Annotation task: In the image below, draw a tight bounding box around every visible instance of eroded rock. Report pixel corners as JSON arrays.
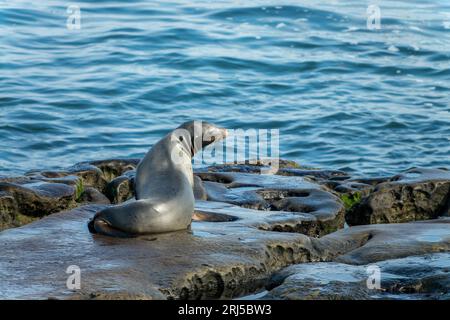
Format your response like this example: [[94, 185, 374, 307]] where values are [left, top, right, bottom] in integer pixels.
[[196, 171, 345, 236], [203, 159, 302, 174], [318, 218, 450, 265], [265, 219, 450, 300], [0, 192, 18, 231], [333, 181, 374, 197], [64, 163, 107, 191], [193, 176, 207, 200], [265, 253, 450, 300], [0, 181, 77, 218], [78, 187, 111, 205], [104, 173, 135, 204], [87, 159, 139, 183], [0, 159, 143, 230], [26, 158, 140, 194], [346, 168, 450, 225]]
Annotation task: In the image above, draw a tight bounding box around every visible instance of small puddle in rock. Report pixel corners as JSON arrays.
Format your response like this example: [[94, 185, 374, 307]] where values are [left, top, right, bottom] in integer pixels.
[[234, 290, 268, 300]]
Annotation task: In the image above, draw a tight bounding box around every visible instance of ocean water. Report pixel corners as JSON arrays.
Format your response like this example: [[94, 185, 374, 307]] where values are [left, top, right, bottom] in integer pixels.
[[0, 0, 449, 177]]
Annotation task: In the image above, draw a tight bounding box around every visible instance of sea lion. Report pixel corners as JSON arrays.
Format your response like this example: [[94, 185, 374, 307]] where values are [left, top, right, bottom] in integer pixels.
[[88, 120, 228, 237]]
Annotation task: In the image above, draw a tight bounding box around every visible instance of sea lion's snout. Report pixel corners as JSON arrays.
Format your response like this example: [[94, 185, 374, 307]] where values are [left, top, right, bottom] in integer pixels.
[[202, 124, 228, 148], [176, 120, 227, 152]]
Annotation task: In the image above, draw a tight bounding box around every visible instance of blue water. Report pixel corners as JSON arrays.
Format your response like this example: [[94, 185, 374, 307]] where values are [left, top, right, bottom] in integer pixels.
[[0, 0, 449, 176]]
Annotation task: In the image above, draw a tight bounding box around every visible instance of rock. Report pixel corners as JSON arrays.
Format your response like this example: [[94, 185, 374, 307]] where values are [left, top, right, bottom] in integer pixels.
[[265, 262, 373, 300], [0, 181, 77, 218], [203, 159, 302, 173], [4, 159, 141, 222], [264, 253, 450, 300], [65, 163, 108, 191], [196, 171, 345, 237], [0, 190, 39, 230], [195, 200, 315, 234], [347, 176, 392, 186], [265, 218, 450, 300], [78, 187, 110, 205], [0, 175, 33, 184], [87, 158, 139, 182], [26, 164, 106, 192], [0, 203, 337, 300], [27, 172, 81, 185], [29, 158, 140, 193], [0, 192, 18, 230], [346, 168, 450, 225], [333, 182, 373, 196], [203, 160, 350, 181], [1, 166, 111, 230], [278, 168, 350, 181], [193, 175, 207, 200], [318, 218, 450, 265], [104, 173, 134, 204]]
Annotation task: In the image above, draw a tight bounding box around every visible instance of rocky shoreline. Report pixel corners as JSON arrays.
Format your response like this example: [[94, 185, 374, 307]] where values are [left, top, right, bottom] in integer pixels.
[[0, 159, 449, 299]]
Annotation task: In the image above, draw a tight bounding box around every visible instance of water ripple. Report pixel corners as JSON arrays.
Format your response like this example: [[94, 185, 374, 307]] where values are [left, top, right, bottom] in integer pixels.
[[0, 0, 449, 176]]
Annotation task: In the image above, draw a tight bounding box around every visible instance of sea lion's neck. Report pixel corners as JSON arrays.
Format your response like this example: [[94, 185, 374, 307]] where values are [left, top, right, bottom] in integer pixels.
[[161, 135, 194, 187]]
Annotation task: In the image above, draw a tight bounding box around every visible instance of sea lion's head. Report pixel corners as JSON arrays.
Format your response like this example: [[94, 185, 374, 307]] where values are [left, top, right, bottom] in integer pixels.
[[175, 120, 228, 156]]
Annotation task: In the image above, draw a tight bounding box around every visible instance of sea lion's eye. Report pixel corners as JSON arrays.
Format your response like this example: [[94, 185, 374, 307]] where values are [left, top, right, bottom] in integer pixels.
[[179, 136, 183, 142]]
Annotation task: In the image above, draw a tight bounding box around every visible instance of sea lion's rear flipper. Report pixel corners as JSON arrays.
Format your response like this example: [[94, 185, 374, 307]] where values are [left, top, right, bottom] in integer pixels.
[[88, 199, 153, 237], [88, 202, 140, 238], [90, 218, 134, 238]]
